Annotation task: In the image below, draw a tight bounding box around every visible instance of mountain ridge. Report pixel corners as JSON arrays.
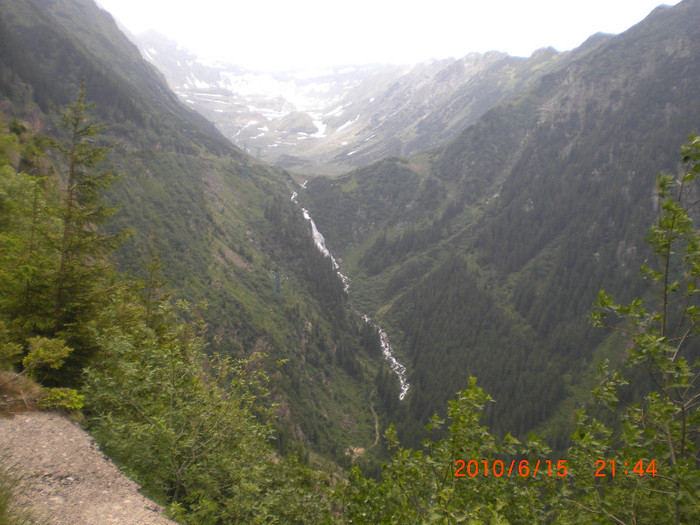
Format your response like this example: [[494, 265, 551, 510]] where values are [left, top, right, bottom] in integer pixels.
[[132, 32, 572, 174], [303, 0, 700, 446]]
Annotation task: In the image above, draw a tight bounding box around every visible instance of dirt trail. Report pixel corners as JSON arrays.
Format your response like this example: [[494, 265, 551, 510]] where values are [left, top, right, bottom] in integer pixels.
[[0, 411, 177, 525]]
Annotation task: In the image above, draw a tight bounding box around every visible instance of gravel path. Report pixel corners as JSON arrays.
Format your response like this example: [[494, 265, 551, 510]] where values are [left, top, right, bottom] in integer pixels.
[[0, 411, 177, 524]]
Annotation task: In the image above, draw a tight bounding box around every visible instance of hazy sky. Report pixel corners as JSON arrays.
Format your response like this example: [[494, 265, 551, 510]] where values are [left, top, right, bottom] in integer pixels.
[[96, 0, 681, 71]]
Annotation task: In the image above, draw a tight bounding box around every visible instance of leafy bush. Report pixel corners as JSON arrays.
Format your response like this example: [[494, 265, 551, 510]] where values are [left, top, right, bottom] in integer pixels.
[[37, 387, 84, 413], [22, 338, 73, 382]]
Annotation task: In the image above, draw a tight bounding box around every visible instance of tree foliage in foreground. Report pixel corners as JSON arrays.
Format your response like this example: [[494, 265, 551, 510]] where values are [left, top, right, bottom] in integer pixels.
[[336, 377, 561, 523], [566, 134, 700, 524], [82, 295, 332, 524], [0, 84, 125, 387], [48, 85, 125, 369]]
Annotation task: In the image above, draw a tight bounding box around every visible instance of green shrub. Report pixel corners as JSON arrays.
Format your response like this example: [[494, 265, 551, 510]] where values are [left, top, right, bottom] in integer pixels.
[[37, 387, 84, 413]]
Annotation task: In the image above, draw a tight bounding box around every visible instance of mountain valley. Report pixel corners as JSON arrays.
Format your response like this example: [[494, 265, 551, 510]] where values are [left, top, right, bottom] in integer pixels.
[[0, 0, 386, 469], [1, 0, 699, 522]]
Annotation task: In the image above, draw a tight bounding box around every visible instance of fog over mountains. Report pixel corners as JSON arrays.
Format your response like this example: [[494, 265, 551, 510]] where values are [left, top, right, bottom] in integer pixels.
[[133, 31, 573, 174]]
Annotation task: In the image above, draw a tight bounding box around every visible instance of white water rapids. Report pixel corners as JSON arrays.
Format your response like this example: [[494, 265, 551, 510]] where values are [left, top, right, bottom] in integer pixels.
[[292, 185, 410, 400], [301, 207, 350, 293], [362, 315, 410, 400]]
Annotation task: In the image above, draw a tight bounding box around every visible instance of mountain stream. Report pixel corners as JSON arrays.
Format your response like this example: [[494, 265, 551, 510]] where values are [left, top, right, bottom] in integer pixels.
[[292, 185, 410, 400]]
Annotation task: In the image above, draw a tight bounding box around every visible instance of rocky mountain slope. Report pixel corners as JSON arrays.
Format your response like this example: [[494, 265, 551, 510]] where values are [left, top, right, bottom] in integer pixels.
[[133, 31, 567, 174]]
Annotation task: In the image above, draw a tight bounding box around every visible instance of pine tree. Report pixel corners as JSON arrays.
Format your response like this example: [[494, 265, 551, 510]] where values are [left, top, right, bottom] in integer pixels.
[[42, 83, 127, 384], [0, 121, 58, 345]]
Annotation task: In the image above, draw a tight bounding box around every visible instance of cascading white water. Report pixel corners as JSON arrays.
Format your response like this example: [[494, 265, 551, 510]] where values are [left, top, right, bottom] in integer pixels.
[[292, 185, 410, 400], [301, 207, 350, 292], [362, 315, 410, 400]]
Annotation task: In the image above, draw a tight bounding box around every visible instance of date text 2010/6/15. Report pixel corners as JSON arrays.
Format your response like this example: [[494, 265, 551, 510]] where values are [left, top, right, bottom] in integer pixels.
[[454, 459, 568, 478], [453, 459, 658, 478]]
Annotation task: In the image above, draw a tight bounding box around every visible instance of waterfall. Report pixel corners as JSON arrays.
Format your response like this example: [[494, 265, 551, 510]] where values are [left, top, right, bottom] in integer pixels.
[[293, 184, 410, 399]]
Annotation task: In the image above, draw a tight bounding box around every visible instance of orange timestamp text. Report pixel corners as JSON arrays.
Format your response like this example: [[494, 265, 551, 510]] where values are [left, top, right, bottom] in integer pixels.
[[594, 459, 657, 477], [454, 459, 568, 478]]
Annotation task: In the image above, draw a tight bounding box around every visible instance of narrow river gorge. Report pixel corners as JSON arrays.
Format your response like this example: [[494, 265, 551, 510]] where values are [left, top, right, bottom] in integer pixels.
[[292, 186, 410, 400]]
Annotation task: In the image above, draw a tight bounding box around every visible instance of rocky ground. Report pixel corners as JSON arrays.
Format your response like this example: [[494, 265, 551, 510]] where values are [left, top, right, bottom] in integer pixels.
[[0, 411, 177, 525]]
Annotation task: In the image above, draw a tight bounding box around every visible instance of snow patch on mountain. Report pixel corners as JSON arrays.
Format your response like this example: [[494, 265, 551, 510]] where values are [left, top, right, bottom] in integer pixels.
[[336, 115, 360, 133], [311, 120, 327, 138], [325, 105, 345, 117]]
